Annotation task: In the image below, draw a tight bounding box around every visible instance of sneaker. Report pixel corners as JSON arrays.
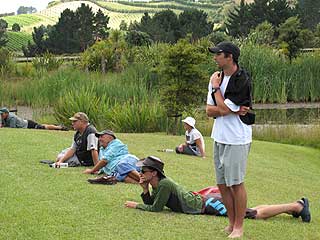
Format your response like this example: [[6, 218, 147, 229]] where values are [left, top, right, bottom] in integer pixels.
[[87, 176, 117, 185], [60, 126, 69, 131], [300, 197, 311, 223], [40, 159, 55, 164]]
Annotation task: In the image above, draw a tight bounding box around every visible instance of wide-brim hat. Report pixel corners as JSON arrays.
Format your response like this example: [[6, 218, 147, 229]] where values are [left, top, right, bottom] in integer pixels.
[[136, 156, 165, 177], [95, 129, 116, 139], [182, 116, 196, 128]]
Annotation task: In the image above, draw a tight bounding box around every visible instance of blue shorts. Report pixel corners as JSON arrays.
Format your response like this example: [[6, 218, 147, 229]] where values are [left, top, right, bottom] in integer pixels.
[[114, 155, 140, 181]]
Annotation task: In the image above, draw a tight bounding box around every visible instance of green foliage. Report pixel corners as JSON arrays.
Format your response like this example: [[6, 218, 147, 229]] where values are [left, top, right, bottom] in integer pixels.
[[0, 48, 14, 76], [296, 0, 320, 30], [277, 16, 303, 60], [80, 32, 128, 73], [247, 21, 275, 45], [240, 42, 320, 103], [158, 38, 207, 116], [32, 52, 63, 73], [0, 19, 8, 47], [125, 30, 152, 46], [53, 86, 111, 129], [179, 9, 213, 41], [11, 23, 21, 32]]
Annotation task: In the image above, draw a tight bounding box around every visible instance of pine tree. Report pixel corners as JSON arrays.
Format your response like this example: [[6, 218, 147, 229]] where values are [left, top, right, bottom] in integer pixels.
[[268, 0, 294, 27], [225, 0, 252, 38], [75, 3, 95, 51], [297, 0, 320, 30], [93, 9, 110, 41]]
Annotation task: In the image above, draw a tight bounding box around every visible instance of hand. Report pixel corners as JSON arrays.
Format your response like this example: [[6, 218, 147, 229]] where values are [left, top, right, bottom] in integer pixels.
[[210, 71, 222, 88], [83, 169, 93, 174], [125, 201, 138, 209], [236, 106, 250, 116], [139, 175, 149, 190]]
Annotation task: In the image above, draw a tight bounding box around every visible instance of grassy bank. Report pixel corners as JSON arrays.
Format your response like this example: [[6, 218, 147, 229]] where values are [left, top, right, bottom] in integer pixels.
[[0, 129, 319, 239]]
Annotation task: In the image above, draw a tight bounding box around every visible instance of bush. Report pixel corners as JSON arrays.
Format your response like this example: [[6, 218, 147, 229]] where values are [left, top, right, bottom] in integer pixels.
[[0, 48, 14, 76]]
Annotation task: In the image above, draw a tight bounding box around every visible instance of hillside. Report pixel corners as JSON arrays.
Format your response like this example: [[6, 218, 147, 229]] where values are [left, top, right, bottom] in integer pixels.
[[1, 0, 233, 52]]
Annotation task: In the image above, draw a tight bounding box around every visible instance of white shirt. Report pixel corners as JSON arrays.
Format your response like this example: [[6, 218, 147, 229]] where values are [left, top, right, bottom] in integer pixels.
[[185, 128, 205, 152], [207, 75, 252, 145]]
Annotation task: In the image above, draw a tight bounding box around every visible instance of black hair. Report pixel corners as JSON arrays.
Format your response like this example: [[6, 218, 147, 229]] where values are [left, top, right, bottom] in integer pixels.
[[223, 52, 238, 64]]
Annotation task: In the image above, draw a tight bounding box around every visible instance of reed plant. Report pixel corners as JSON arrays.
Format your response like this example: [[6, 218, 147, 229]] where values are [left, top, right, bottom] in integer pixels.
[[240, 43, 320, 103]]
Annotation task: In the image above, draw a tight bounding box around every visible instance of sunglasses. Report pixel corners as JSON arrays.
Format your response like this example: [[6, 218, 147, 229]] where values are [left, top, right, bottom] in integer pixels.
[[141, 169, 153, 174]]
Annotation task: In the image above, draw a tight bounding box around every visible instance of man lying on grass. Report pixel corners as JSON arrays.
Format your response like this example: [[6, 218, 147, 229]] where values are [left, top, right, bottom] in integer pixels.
[[125, 156, 311, 231], [84, 130, 141, 184]]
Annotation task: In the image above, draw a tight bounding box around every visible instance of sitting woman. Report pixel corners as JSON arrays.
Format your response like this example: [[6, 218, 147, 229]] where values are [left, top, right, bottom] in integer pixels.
[[175, 117, 205, 158]]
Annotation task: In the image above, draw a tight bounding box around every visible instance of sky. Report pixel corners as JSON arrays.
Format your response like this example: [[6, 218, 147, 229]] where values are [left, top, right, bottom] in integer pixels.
[[0, 0, 52, 14]]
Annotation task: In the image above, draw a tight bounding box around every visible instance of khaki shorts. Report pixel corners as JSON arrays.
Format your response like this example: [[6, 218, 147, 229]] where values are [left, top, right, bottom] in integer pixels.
[[214, 142, 250, 186]]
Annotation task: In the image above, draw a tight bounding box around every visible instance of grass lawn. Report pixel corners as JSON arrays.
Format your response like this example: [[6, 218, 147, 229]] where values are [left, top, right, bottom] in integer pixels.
[[0, 128, 319, 239]]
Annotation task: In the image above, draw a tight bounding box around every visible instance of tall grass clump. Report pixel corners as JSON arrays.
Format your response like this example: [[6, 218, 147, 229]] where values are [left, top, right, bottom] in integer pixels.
[[286, 53, 320, 102], [240, 43, 287, 103], [240, 43, 320, 103]]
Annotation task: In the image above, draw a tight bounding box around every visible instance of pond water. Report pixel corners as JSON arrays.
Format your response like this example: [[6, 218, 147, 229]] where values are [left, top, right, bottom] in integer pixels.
[[255, 108, 320, 125]]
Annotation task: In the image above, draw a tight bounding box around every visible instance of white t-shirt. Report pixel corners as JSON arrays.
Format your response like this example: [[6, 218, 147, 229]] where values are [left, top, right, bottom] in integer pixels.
[[207, 75, 252, 145], [185, 128, 205, 151]]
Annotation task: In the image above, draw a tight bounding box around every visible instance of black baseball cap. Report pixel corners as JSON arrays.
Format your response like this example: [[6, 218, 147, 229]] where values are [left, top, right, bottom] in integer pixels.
[[208, 42, 240, 62]]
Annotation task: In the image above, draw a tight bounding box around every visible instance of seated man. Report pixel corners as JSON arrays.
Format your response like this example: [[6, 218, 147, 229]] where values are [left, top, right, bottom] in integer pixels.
[[0, 107, 67, 130], [176, 117, 205, 158], [125, 156, 311, 225], [84, 130, 140, 184], [55, 112, 98, 167]]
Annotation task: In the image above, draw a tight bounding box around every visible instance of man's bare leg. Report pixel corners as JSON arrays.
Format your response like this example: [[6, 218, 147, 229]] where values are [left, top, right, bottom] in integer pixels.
[[123, 176, 139, 184], [228, 183, 247, 239], [127, 170, 140, 182], [253, 202, 303, 220], [218, 184, 235, 234]]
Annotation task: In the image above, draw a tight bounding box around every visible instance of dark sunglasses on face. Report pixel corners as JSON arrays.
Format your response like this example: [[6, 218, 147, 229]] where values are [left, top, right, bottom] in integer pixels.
[[141, 169, 153, 174]]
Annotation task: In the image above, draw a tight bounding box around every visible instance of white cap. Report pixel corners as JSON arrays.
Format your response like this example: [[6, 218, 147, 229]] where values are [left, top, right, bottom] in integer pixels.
[[182, 117, 196, 128]]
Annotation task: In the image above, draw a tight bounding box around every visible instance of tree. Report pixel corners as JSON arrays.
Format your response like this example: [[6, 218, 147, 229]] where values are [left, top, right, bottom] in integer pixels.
[[296, 0, 320, 30], [93, 9, 110, 40], [12, 23, 21, 32], [179, 9, 213, 41], [248, 0, 271, 27], [157, 38, 207, 117], [225, 0, 252, 38], [17, 6, 37, 14], [247, 21, 275, 45], [132, 10, 181, 43], [47, 8, 80, 53], [75, 3, 95, 51], [125, 30, 152, 46], [268, 0, 294, 27], [278, 17, 303, 60], [119, 20, 128, 31], [0, 19, 9, 47]]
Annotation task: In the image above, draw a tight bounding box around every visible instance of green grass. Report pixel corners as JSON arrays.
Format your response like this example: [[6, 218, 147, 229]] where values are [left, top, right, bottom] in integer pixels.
[[0, 129, 319, 239]]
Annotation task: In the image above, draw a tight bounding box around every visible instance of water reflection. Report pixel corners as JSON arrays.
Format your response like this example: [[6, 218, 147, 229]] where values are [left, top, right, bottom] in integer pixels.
[[255, 108, 320, 124]]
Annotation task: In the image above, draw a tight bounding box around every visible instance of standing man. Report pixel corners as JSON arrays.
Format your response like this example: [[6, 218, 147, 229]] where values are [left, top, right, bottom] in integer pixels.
[[206, 42, 254, 238], [55, 112, 98, 167]]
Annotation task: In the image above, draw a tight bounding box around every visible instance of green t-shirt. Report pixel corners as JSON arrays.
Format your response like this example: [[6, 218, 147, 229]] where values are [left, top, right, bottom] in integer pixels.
[[136, 177, 203, 214]]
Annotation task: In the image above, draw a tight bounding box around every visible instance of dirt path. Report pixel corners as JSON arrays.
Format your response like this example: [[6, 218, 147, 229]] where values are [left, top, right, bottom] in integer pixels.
[[253, 102, 320, 109]]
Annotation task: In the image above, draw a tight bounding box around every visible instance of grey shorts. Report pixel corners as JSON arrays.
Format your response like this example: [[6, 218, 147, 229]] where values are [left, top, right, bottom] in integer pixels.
[[57, 148, 81, 167], [213, 142, 250, 187]]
